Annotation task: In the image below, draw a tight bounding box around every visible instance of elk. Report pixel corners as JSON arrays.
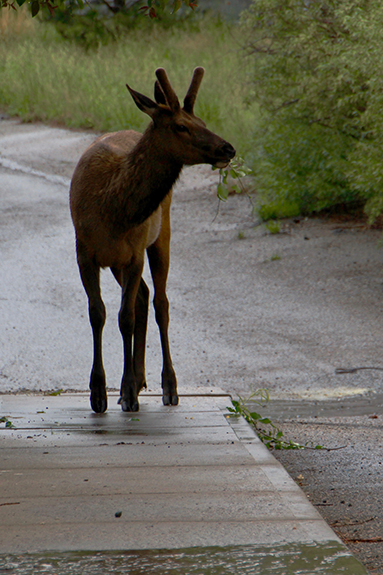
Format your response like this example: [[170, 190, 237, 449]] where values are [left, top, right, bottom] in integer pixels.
[[70, 67, 235, 413]]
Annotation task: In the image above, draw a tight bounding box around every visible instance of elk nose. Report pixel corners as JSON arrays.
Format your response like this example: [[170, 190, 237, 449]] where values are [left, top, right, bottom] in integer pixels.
[[220, 141, 236, 159]]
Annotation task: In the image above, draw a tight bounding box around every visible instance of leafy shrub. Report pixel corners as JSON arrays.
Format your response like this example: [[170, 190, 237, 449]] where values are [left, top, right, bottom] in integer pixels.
[[241, 0, 383, 220], [47, 0, 201, 49], [251, 115, 357, 216]]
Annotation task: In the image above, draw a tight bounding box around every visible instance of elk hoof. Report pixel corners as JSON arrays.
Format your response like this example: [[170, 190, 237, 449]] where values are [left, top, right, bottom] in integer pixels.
[[90, 392, 108, 414], [118, 397, 139, 412], [163, 394, 179, 406]]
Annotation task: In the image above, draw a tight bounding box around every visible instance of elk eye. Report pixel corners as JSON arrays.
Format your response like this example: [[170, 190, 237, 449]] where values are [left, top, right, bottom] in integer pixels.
[[175, 124, 189, 133]]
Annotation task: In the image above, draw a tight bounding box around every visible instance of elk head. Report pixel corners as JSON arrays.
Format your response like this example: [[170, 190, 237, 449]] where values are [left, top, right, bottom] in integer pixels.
[[126, 67, 236, 169]]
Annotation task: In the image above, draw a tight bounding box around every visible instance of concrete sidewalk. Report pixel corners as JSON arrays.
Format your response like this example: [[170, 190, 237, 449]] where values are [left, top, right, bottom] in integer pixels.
[[0, 392, 368, 573]]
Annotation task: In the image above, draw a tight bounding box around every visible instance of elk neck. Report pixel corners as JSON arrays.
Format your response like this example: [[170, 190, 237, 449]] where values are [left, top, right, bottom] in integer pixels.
[[108, 124, 183, 234]]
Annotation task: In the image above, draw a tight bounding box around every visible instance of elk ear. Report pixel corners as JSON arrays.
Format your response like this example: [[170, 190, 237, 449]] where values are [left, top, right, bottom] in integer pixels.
[[126, 84, 158, 118], [154, 80, 167, 106]]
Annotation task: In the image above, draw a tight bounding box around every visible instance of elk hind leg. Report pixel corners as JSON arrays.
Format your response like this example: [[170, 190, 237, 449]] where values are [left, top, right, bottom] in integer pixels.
[[112, 270, 148, 403], [133, 278, 149, 394]]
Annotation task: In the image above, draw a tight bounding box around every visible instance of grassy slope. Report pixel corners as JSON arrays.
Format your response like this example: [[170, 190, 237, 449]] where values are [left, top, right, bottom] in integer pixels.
[[0, 9, 257, 155]]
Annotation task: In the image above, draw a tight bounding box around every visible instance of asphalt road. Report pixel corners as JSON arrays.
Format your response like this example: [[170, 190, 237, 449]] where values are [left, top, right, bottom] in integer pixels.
[[0, 117, 383, 573]]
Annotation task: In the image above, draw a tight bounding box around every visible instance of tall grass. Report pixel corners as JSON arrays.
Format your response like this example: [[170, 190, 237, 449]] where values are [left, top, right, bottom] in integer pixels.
[[0, 10, 257, 154]]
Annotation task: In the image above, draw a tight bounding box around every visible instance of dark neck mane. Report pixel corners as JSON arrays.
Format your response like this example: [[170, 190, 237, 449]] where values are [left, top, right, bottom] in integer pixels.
[[109, 124, 183, 233]]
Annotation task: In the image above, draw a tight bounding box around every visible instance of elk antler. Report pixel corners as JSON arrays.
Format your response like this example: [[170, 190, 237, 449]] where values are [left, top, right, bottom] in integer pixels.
[[154, 80, 167, 106], [183, 67, 205, 114], [155, 68, 180, 111]]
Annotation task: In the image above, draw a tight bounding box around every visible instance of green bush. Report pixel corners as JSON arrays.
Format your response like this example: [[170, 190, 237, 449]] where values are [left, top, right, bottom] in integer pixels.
[[241, 0, 383, 220], [251, 115, 357, 216]]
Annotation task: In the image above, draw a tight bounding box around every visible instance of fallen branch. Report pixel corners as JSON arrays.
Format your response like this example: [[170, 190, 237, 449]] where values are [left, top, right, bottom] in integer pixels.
[[344, 537, 383, 543], [331, 517, 376, 527]]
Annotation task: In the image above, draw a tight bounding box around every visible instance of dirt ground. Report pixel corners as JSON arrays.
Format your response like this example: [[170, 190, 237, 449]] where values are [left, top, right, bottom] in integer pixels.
[[257, 398, 383, 574], [0, 117, 383, 572]]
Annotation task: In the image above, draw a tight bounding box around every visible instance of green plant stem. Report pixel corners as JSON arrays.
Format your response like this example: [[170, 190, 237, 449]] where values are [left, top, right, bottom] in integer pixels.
[[227, 390, 323, 450]]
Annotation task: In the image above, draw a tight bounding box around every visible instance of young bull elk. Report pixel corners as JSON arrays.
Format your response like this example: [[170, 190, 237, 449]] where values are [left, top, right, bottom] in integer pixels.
[[70, 67, 235, 413]]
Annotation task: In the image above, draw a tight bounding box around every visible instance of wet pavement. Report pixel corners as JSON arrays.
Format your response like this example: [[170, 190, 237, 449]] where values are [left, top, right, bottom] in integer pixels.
[[2, 117, 383, 403], [1, 117, 382, 573], [0, 393, 368, 573], [0, 543, 368, 574]]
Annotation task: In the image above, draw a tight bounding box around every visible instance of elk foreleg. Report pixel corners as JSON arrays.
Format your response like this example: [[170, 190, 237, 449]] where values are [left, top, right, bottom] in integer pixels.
[[118, 261, 143, 412], [147, 242, 178, 406], [77, 245, 107, 414]]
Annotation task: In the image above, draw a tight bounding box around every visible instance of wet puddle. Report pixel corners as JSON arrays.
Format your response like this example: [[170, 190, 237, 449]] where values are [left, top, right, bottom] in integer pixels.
[[0, 542, 367, 574]]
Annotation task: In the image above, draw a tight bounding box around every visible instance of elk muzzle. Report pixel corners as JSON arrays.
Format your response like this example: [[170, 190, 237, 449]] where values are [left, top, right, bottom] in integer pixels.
[[213, 141, 236, 169]]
